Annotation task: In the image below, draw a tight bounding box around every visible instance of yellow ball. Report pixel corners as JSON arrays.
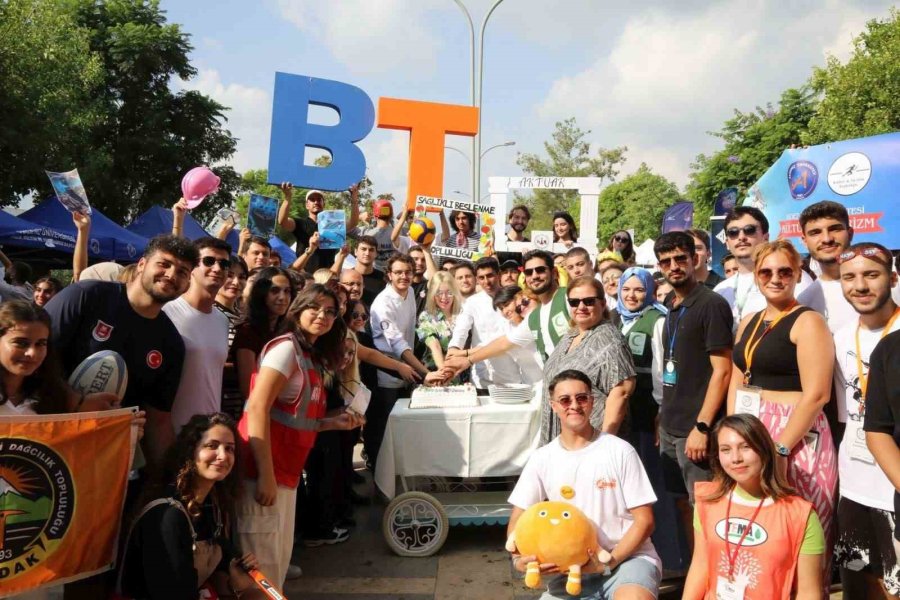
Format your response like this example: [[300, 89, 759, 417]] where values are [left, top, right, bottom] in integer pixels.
[[409, 217, 436, 245]]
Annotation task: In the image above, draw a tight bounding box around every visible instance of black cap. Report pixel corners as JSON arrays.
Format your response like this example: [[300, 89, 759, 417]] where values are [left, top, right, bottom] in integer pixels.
[[500, 259, 520, 271]]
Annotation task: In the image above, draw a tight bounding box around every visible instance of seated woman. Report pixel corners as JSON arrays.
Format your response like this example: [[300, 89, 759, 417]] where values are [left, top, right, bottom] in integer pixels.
[[120, 413, 266, 600], [684, 413, 824, 600]]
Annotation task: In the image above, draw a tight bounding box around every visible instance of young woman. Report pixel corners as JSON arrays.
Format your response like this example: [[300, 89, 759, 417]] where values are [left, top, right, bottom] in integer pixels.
[[237, 284, 362, 587], [216, 256, 249, 419], [684, 414, 824, 600], [120, 413, 266, 599], [233, 267, 297, 400], [607, 230, 636, 265], [728, 241, 837, 585], [416, 272, 463, 372], [552, 211, 578, 248], [32, 276, 63, 307]]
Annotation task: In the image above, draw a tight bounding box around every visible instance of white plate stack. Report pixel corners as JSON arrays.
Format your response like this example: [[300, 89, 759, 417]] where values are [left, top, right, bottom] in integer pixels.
[[488, 383, 534, 404]]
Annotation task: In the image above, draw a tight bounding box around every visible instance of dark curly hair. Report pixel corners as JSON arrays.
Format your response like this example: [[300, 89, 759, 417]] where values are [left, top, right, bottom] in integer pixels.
[[243, 266, 297, 339]]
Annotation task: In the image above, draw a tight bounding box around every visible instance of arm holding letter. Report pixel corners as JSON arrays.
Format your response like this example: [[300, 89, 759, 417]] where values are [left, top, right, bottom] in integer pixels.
[[291, 232, 319, 272], [277, 183, 296, 233], [439, 211, 451, 243]]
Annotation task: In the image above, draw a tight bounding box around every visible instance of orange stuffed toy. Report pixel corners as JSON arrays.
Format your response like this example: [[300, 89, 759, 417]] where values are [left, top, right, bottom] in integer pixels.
[[506, 500, 610, 596]]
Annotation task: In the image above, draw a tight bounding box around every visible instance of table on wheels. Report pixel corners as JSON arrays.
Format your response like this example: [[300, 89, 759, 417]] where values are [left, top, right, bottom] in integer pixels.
[[374, 389, 542, 556]]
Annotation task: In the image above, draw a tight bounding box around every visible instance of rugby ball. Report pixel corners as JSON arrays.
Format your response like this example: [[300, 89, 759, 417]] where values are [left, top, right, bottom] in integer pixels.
[[68, 350, 129, 401]]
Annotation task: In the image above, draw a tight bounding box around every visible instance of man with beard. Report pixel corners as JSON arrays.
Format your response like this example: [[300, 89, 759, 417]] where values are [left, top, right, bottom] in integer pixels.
[[507, 204, 531, 243], [653, 232, 732, 550], [162, 237, 232, 432], [452, 261, 477, 300], [45, 234, 197, 471], [832, 243, 900, 598]]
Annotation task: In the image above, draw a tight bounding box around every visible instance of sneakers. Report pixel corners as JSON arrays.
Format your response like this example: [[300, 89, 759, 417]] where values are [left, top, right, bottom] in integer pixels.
[[285, 564, 303, 579], [303, 527, 350, 547]]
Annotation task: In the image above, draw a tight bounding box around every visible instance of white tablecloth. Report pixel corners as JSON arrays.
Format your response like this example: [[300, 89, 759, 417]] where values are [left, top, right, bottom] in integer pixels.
[[374, 390, 542, 499]]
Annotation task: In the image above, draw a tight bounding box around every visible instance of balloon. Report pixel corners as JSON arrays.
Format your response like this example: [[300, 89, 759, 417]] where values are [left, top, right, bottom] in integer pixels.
[[181, 167, 221, 209]]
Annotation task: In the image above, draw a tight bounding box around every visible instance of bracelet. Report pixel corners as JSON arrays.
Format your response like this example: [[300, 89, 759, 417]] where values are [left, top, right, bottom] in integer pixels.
[[467, 357, 474, 368], [465, 349, 469, 358]]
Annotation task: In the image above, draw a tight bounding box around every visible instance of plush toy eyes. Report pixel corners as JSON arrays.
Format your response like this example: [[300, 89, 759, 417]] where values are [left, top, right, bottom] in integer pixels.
[[539, 510, 548, 518], [562, 511, 572, 519]]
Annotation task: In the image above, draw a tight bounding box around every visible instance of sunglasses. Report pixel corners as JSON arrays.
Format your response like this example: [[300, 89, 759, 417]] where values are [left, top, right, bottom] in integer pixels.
[[201, 256, 231, 270], [613, 235, 629, 243], [351, 311, 368, 320], [567, 296, 603, 308], [839, 246, 893, 268], [756, 267, 795, 282], [658, 254, 690, 269], [725, 224, 759, 239], [523, 265, 550, 277], [553, 394, 593, 408]]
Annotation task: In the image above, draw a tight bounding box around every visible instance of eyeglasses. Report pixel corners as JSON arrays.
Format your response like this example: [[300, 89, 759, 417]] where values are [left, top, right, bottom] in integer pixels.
[[657, 254, 690, 269], [553, 394, 593, 408], [756, 267, 795, 282], [567, 296, 603, 308], [390, 270, 412, 278], [201, 256, 231, 270], [523, 266, 550, 277], [839, 246, 893, 268], [351, 311, 368, 320], [436, 290, 454, 298], [306, 306, 338, 319], [725, 225, 759, 239], [601, 275, 621, 284], [613, 235, 629, 243]]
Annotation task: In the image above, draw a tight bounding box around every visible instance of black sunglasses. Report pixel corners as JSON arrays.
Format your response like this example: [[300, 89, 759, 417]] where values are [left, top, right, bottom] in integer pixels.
[[567, 296, 603, 308], [351, 311, 368, 320], [725, 225, 759, 239], [658, 254, 690, 269], [613, 235, 629, 243], [523, 266, 550, 277], [201, 256, 231, 270]]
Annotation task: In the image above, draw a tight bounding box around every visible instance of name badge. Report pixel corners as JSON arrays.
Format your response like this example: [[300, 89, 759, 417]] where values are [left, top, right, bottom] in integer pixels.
[[716, 576, 745, 600], [735, 385, 762, 418], [847, 421, 875, 464], [663, 359, 677, 386]]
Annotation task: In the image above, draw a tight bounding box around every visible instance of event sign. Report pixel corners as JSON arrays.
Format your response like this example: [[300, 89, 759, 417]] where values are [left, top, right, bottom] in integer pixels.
[[46, 169, 91, 215], [415, 195, 495, 215], [317, 210, 346, 250], [431, 245, 475, 260], [531, 230, 552, 251], [743, 132, 898, 247], [0, 409, 137, 596], [661, 201, 694, 233], [247, 194, 278, 238]]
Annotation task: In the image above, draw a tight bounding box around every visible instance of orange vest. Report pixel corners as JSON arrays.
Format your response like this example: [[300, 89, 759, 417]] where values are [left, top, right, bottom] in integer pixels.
[[694, 481, 812, 600]]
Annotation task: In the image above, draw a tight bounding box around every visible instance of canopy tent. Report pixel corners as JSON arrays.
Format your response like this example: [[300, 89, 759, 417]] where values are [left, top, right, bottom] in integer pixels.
[[22, 198, 148, 262], [634, 238, 657, 268], [0, 210, 77, 252], [127, 205, 210, 241]]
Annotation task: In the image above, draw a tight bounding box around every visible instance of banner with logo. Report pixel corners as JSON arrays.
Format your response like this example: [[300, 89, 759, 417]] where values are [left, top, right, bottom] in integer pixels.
[[661, 201, 694, 233], [0, 409, 137, 597], [742, 132, 900, 248]]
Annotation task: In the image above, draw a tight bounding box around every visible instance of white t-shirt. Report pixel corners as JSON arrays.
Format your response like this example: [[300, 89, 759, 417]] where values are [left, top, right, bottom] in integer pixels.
[[260, 336, 304, 401], [0, 398, 38, 415], [507, 301, 562, 357], [714, 270, 822, 325], [833, 318, 900, 511], [801, 278, 856, 334], [163, 297, 229, 431], [508, 434, 661, 572], [449, 291, 522, 387]]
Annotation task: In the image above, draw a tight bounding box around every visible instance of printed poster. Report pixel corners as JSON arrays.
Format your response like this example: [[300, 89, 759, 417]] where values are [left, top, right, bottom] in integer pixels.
[[317, 210, 346, 250], [247, 194, 278, 238], [46, 169, 91, 215]]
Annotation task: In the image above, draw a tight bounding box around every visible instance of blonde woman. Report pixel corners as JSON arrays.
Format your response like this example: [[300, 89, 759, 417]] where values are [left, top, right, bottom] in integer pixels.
[[416, 271, 464, 371]]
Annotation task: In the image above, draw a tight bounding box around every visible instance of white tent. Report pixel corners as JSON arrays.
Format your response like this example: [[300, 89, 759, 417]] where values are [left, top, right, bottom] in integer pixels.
[[634, 238, 657, 268]]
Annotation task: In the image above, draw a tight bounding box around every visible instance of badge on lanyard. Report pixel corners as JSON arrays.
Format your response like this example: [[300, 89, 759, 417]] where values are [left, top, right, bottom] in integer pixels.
[[664, 307, 686, 387], [716, 575, 746, 600], [847, 421, 875, 464], [663, 359, 677, 386], [735, 385, 762, 418]]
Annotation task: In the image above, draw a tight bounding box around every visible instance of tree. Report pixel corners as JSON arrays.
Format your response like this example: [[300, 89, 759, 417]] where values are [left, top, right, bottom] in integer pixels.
[[597, 164, 681, 243], [516, 118, 627, 232], [685, 87, 815, 224], [805, 9, 900, 145]]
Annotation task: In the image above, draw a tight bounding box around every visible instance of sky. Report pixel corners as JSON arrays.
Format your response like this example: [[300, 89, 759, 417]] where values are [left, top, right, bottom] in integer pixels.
[[162, 0, 895, 205]]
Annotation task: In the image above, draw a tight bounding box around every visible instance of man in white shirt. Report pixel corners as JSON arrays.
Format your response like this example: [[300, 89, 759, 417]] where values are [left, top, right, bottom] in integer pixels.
[[507, 369, 660, 599], [714, 206, 822, 323], [163, 237, 231, 432], [832, 242, 900, 598], [367, 253, 429, 468]]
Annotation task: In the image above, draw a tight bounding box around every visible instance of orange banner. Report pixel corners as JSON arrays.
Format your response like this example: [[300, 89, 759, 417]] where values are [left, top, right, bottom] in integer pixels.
[[0, 409, 136, 597]]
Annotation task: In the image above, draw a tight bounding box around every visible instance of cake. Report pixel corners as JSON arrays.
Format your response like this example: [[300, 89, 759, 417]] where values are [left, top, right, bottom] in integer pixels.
[[409, 383, 480, 409]]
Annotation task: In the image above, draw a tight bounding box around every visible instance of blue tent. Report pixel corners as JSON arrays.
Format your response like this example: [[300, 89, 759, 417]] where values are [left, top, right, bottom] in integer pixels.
[[22, 198, 149, 262], [0, 210, 77, 252], [127, 205, 210, 241]]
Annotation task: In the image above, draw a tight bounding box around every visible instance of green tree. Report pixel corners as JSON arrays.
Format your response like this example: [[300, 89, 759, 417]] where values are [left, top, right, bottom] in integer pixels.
[[685, 88, 814, 225], [516, 118, 627, 232], [597, 164, 681, 243], [805, 9, 900, 145], [0, 0, 103, 203]]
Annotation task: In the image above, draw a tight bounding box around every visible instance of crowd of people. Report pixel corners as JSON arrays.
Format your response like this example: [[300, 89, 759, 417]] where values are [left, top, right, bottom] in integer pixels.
[[3, 186, 900, 600]]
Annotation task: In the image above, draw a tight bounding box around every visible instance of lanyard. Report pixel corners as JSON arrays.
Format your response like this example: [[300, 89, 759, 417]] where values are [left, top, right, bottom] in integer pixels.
[[742, 301, 798, 385], [666, 306, 686, 359], [725, 491, 766, 581], [854, 307, 900, 408]]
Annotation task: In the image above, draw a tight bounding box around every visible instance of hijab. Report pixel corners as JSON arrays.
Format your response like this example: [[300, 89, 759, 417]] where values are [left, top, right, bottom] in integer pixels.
[[616, 267, 668, 324]]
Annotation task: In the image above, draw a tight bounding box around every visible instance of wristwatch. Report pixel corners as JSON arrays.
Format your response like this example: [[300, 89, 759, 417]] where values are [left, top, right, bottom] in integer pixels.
[[694, 421, 711, 434], [774, 442, 791, 457]]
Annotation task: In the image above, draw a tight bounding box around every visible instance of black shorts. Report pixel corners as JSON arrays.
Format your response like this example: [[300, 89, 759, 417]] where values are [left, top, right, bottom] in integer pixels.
[[834, 496, 900, 595]]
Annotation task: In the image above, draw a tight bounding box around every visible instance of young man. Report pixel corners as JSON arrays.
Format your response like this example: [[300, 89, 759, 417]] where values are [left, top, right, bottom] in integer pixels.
[[244, 236, 272, 269], [508, 370, 660, 600], [513, 250, 569, 361], [45, 235, 197, 470], [721, 253, 738, 278], [654, 232, 733, 546], [351, 198, 407, 272], [277, 183, 359, 272], [452, 261, 477, 300], [685, 229, 723, 289], [368, 254, 430, 469], [713, 206, 822, 323], [834, 243, 900, 599], [507, 204, 531, 243], [798, 200, 857, 333], [162, 237, 232, 432], [352, 235, 385, 305], [563, 247, 594, 280]]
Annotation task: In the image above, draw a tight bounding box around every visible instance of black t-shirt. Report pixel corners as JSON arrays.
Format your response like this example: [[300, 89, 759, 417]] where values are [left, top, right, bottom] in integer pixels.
[[45, 281, 185, 413], [660, 283, 734, 436], [863, 329, 900, 533], [702, 270, 724, 290], [294, 216, 337, 273], [361, 268, 386, 306]]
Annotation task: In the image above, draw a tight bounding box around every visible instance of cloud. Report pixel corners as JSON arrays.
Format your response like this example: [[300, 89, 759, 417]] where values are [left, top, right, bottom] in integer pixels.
[[179, 69, 271, 172]]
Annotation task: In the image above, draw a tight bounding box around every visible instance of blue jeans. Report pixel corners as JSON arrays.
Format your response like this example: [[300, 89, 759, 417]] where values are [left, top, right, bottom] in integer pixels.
[[538, 556, 661, 600]]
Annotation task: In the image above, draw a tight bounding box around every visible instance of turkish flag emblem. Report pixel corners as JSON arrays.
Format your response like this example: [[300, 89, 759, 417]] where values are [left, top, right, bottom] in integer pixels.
[[92, 320, 113, 342], [146, 350, 163, 369]]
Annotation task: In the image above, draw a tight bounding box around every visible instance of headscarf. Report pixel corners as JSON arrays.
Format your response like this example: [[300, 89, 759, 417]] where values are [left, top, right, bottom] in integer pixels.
[[616, 267, 668, 324]]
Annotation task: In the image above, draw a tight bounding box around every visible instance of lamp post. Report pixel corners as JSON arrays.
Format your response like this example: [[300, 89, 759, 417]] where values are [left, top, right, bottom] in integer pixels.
[[445, 140, 515, 166]]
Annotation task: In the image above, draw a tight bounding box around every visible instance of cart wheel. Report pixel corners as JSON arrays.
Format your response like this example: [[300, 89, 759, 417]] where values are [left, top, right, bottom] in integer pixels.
[[382, 491, 450, 557]]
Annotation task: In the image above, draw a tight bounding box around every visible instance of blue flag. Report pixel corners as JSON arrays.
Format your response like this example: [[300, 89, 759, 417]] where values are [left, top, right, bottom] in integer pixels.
[[662, 201, 694, 233]]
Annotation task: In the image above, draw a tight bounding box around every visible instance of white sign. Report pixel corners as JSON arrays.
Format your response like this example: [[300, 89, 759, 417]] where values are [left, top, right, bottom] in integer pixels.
[[827, 152, 872, 196], [531, 230, 552, 251], [431, 245, 475, 260], [416, 195, 495, 215]]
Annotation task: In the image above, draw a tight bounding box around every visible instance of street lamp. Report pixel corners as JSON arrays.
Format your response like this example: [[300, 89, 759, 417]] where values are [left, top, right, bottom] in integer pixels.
[[445, 140, 515, 167]]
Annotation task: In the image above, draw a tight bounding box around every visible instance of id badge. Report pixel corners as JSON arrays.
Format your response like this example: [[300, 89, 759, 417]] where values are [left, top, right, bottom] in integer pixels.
[[735, 385, 762, 417], [716, 576, 745, 600], [663, 359, 677, 386], [847, 421, 876, 464]]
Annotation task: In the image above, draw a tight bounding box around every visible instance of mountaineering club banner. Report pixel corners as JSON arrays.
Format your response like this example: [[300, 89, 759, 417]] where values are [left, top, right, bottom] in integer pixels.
[[742, 131, 900, 248], [0, 409, 136, 597]]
